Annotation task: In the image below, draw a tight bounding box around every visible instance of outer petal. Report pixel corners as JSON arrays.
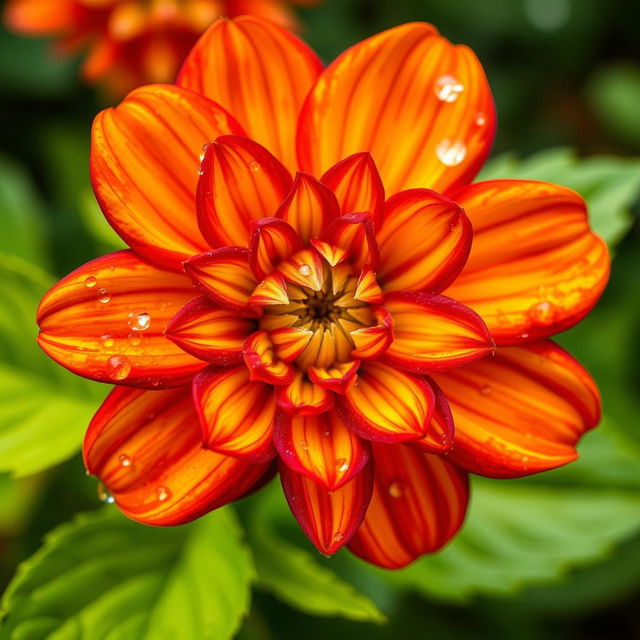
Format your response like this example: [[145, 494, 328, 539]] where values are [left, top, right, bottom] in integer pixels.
[[84, 386, 271, 525], [297, 23, 495, 194], [37, 251, 205, 388], [249, 218, 302, 280], [193, 366, 276, 462], [274, 410, 370, 490], [90, 85, 244, 270], [196, 135, 293, 248], [339, 362, 436, 442], [348, 443, 469, 569], [320, 153, 385, 227], [279, 459, 374, 555], [178, 16, 323, 171], [4, 0, 76, 34], [444, 180, 610, 344], [183, 247, 259, 316], [165, 297, 255, 365], [410, 378, 455, 454], [383, 292, 493, 373], [277, 372, 335, 415], [276, 173, 340, 243], [377, 189, 472, 293], [433, 340, 601, 478]]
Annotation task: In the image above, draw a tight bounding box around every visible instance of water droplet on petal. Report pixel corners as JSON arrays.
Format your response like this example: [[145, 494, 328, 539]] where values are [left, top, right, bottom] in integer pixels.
[[105, 355, 131, 381], [118, 453, 132, 467], [97, 482, 115, 504], [436, 139, 467, 166], [97, 288, 111, 304], [100, 334, 115, 348], [128, 311, 151, 331], [127, 333, 142, 347], [528, 301, 557, 325], [249, 161, 261, 173], [480, 385, 493, 396], [434, 74, 465, 102], [474, 112, 487, 127], [299, 264, 312, 277], [156, 486, 170, 501], [84, 276, 97, 288], [322, 430, 330, 437], [335, 458, 350, 472], [299, 440, 309, 451], [388, 480, 404, 498], [333, 532, 345, 544]]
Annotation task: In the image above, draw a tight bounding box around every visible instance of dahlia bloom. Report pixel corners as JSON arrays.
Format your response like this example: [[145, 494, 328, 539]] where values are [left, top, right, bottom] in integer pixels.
[[4, 0, 316, 95], [36, 17, 608, 568]]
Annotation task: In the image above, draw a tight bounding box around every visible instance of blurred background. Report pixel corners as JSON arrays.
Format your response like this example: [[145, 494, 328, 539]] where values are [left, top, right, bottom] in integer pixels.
[[1, 0, 639, 638]]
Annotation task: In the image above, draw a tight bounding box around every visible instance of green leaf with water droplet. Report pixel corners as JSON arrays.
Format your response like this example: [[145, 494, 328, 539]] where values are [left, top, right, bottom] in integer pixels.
[[246, 485, 386, 624], [0, 507, 254, 640], [478, 147, 640, 247]]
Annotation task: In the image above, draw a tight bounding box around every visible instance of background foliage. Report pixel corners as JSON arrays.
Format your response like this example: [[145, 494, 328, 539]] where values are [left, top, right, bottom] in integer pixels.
[[1, 0, 639, 638]]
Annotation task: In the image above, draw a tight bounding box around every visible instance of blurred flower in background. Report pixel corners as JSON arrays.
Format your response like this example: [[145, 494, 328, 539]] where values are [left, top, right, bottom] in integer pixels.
[[3, 0, 319, 96]]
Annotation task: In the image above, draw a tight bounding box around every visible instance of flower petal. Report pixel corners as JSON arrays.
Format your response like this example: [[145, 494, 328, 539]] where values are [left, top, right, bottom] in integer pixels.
[[183, 247, 259, 316], [277, 372, 335, 415], [196, 135, 293, 248], [339, 362, 436, 442], [350, 308, 394, 360], [275, 172, 340, 243], [91, 85, 243, 270], [444, 180, 610, 344], [278, 247, 325, 291], [377, 189, 472, 293], [271, 327, 314, 362], [242, 330, 295, 385], [321, 213, 379, 271], [5, 0, 76, 33], [297, 23, 495, 194], [193, 366, 276, 462], [348, 443, 469, 568], [275, 409, 370, 490], [383, 292, 493, 373], [249, 218, 303, 280], [320, 152, 385, 227], [84, 385, 271, 525], [354, 266, 384, 305], [308, 360, 360, 394], [165, 297, 255, 365], [178, 16, 323, 171], [248, 272, 290, 306], [37, 251, 205, 388], [279, 458, 374, 555], [433, 340, 601, 478], [410, 378, 455, 454]]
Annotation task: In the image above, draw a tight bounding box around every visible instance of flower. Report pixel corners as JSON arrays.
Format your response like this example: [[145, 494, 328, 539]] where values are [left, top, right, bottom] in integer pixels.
[[36, 18, 609, 568], [4, 0, 317, 95]]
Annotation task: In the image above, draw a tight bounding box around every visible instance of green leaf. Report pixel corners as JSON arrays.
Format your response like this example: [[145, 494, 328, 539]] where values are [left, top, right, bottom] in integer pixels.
[[0, 255, 103, 477], [0, 155, 50, 268], [1, 507, 254, 640], [247, 486, 386, 623], [478, 147, 640, 246]]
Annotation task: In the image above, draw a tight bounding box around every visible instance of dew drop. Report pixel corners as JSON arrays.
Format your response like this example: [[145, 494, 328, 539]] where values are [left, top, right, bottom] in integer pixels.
[[128, 311, 151, 331], [118, 453, 132, 467], [434, 74, 465, 102], [333, 532, 345, 544], [322, 430, 330, 437], [388, 480, 404, 499], [528, 301, 557, 326], [299, 440, 309, 451], [520, 332, 530, 340], [298, 264, 312, 277], [100, 334, 115, 348], [105, 355, 131, 381], [479, 384, 493, 396], [521, 455, 530, 463], [84, 276, 97, 288], [97, 288, 111, 304], [249, 160, 261, 173], [127, 333, 142, 347], [474, 112, 487, 127], [335, 458, 350, 472], [156, 486, 170, 501], [97, 482, 115, 504], [436, 139, 467, 166]]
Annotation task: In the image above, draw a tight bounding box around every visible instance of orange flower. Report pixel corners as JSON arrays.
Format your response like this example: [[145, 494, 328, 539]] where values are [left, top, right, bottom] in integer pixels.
[[4, 0, 317, 95], [36, 18, 609, 568]]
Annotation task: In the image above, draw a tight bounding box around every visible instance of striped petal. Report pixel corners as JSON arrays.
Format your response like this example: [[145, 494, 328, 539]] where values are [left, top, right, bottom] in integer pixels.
[[276, 173, 340, 243], [242, 330, 294, 385], [37, 251, 205, 388], [271, 327, 314, 362], [340, 362, 436, 442], [183, 247, 259, 316], [433, 340, 601, 478], [196, 135, 292, 248], [321, 213, 379, 271], [377, 189, 472, 293], [320, 152, 385, 227], [354, 266, 384, 305], [277, 372, 335, 415], [280, 459, 374, 555], [348, 443, 469, 568], [383, 292, 493, 373], [410, 378, 455, 454], [445, 180, 610, 344], [275, 410, 370, 490], [278, 248, 325, 291], [308, 360, 360, 394], [248, 272, 290, 306], [91, 85, 244, 270], [178, 16, 323, 171], [165, 297, 255, 365], [193, 366, 276, 462], [309, 239, 347, 267], [249, 218, 302, 280], [297, 23, 495, 195], [84, 386, 271, 525], [350, 308, 394, 360]]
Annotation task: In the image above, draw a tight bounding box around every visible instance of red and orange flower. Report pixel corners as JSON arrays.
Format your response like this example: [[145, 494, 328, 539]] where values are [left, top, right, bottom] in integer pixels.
[[36, 18, 609, 568], [4, 0, 317, 95]]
